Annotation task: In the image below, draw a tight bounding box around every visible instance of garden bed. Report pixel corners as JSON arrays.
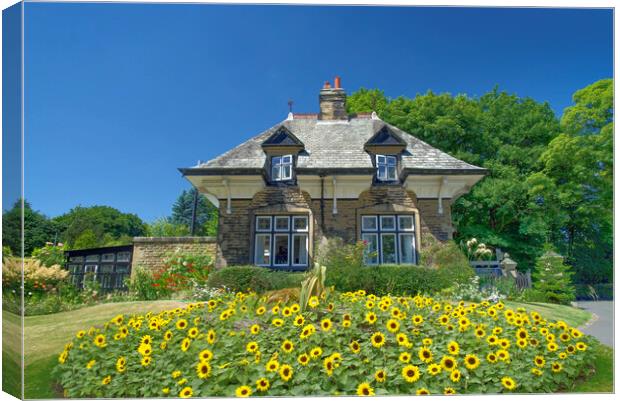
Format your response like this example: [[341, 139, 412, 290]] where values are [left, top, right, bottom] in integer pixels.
[[53, 291, 597, 397]]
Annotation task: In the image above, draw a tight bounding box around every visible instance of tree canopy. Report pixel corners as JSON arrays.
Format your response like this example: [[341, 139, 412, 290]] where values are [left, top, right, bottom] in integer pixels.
[[347, 79, 612, 285], [2, 200, 57, 255], [170, 187, 218, 236]]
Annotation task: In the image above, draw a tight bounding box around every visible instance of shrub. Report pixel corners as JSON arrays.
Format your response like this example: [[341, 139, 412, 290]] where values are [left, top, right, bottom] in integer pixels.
[[31, 242, 66, 267], [54, 291, 594, 397], [323, 234, 474, 296], [152, 250, 213, 292], [2, 257, 69, 295], [206, 265, 305, 293], [531, 250, 576, 305], [127, 266, 172, 301]]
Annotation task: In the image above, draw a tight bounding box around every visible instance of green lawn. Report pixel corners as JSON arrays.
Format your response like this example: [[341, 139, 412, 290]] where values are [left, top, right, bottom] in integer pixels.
[[3, 300, 187, 399], [4, 299, 612, 398]]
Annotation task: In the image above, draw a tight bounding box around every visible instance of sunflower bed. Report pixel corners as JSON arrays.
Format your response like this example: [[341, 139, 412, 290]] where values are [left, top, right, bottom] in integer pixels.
[[54, 291, 593, 397]]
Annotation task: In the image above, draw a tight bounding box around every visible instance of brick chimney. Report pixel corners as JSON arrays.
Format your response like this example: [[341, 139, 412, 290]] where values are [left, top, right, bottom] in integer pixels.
[[319, 76, 347, 121]]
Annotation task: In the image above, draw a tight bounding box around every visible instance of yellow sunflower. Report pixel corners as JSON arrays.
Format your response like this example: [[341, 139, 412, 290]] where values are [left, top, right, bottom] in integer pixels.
[[374, 369, 387, 382], [365, 312, 378, 324], [176, 319, 188, 330], [386, 319, 400, 333], [370, 332, 386, 348], [196, 361, 211, 379], [402, 365, 420, 383], [246, 342, 259, 354], [310, 347, 323, 359], [281, 340, 294, 353], [297, 353, 310, 366], [501, 376, 516, 391], [279, 364, 293, 381], [418, 347, 433, 363], [357, 382, 375, 396], [320, 318, 333, 331], [427, 363, 442, 376], [464, 354, 480, 370], [199, 349, 213, 361], [399, 352, 412, 363], [444, 387, 456, 395], [293, 315, 305, 327], [256, 377, 270, 392], [449, 369, 461, 383], [101, 375, 112, 385], [447, 341, 460, 355], [181, 338, 191, 352], [265, 360, 279, 372], [441, 356, 457, 371], [349, 340, 361, 354], [93, 334, 106, 348]]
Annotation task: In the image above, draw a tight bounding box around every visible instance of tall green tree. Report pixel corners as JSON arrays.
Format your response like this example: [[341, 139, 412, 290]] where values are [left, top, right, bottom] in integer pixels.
[[2, 199, 58, 255], [170, 187, 218, 236], [531, 79, 613, 284], [53, 205, 147, 249]]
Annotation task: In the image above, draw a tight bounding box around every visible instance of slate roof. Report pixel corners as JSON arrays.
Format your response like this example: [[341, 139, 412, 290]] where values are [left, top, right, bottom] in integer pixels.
[[181, 116, 486, 175]]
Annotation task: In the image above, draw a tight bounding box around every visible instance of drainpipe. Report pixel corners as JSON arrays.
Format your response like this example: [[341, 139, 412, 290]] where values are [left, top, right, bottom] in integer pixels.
[[437, 177, 448, 215], [222, 178, 232, 215], [320, 175, 326, 231], [332, 176, 338, 215]]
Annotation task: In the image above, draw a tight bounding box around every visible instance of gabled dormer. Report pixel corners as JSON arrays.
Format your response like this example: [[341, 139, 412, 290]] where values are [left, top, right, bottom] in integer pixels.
[[262, 126, 305, 185], [365, 125, 406, 184]]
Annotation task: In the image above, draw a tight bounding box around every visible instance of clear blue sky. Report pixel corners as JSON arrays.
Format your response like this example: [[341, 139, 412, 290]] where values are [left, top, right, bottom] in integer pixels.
[[17, 3, 612, 222]]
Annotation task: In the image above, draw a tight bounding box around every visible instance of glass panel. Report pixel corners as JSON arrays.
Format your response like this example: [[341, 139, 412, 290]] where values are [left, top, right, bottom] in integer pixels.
[[381, 234, 397, 264], [293, 216, 308, 231], [100, 264, 114, 274], [380, 216, 396, 231], [362, 234, 378, 265], [271, 164, 281, 181], [275, 216, 290, 231], [117, 252, 131, 262], [282, 155, 292, 164], [254, 234, 271, 265], [68, 264, 81, 274], [387, 166, 397, 180], [292, 234, 308, 266], [256, 216, 271, 231], [377, 155, 386, 165], [101, 253, 115, 262], [387, 156, 397, 166], [85, 255, 100, 262], [69, 256, 84, 262], [377, 165, 387, 180], [282, 164, 292, 179], [272, 156, 281, 165], [398, 215, 414, 231], [115, 265, 130, 273], [362, 216, 377, 231], [399, 234, 416, 264], [274, 235, 289, 266]]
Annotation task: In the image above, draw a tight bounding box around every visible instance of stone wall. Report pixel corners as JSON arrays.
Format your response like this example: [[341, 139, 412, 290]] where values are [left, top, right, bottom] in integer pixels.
[[132, 237, 217, 275], [215, 185, 455, 267]]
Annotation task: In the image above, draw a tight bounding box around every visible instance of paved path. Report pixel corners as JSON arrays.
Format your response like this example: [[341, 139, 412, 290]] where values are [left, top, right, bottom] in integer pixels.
[[576, 301, 614, 348]]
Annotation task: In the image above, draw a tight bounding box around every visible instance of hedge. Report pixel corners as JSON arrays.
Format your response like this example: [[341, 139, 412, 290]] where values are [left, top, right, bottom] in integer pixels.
[[206, 265, 305, 293]]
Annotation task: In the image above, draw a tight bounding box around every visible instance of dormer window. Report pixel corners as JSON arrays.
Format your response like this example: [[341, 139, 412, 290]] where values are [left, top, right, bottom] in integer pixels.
[[271, 155, 293, 181], [376, 155, 397, 181]]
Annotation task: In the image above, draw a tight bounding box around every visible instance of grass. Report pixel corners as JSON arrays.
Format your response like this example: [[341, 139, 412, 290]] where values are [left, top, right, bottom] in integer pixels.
[[3, 298, 612, 398], [3, 300, 187, 399]]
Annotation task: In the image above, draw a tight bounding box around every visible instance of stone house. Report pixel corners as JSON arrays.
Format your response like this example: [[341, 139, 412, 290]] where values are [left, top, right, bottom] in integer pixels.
[[180, 77, 486, 270]]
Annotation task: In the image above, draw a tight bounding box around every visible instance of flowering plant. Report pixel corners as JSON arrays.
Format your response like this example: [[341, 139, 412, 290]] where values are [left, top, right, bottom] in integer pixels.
[[2, 257, 69, 294], [151, 249, 213, 292], [462, 238, 494, 261], [54, 290, 593, 397]]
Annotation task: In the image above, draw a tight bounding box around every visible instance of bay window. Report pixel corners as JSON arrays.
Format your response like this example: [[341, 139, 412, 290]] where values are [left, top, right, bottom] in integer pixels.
[[361, 214, 416, 265], [254, 215, 309, 269]]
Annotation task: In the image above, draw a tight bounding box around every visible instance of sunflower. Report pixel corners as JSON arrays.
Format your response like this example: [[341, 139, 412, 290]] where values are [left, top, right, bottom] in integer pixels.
[[256, 377, 270, 392], [449, 369, 461, 383], [441, 356, 457, 371], [496, 349, 509, 361], [427, 363, 442, 376], [396, 333, 409, 346], [293, 315, 305, 327], [386, 319, 400, 333], [196, 361, 211, 379], [567, 344, 576, 354], [365, 312, 378, 324], [58, 351, 68, 364], [547, 342, 559, 352], [401, 365, 420, 383], [399, 352, 412, 363], [365, 300, 375, 309], [516, 328, 529, 340], [282, 307, 292, 317], [416, 388, 430, 395], [298, 353, 310, 366], [76, 330, 86, 339], [101, 375, 112, 385], [320, 318, 333, 331], [531, 368, 543, 376], [411, 315, 424, 325], [188, 327, 199, 338], [86, 360, 96, 369], [474, 328, 486, 338], [265, 360, 279, 372], [272, 318, 284, 327], [422, 338, 433, 346], [162, 388, 170, 395], [172, 370, 182, 379], [350, 340, 361, 354], [576, 342, 587, 351], [464, 354, 480, 370], [323, 358, 335, 376], [207, 329, 216, 344], [246, 342, 259, 354], [357, 382, 375, 396], [308, 296, 320, 308], [551, 362, 563, 373], [279, 364, 293, 381], [179, 386, 193, 398], [374, 369, 387, 382], [571, 328, 583, 338], [181, 338, 191, 352], [176, 319, 188, 330], [310, 347, 323, 359], [234, 385, 252, 398], [418, 347, 433, 363], [94, 334, 106, 348], [447, 341, 460, 355], [370, 332, 386, 348], [438, 315, 450, 325], [501, 376, 516, 391], [534, 355, 545, 367], [499, 339, 510, 349], [271, 305, 280, 315], [116, 356, 126, 373], [164, 330, 173, 341], [256, 306, 266, 315], [486, 335, 499, 346], [281, 340, 294, 353], [444, 387, 456, 395]]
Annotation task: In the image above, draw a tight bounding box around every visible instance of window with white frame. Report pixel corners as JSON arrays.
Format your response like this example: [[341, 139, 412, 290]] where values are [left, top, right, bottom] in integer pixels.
[[254, 215, 309, 268], [376, 155, 397, 181], [361, 214, 416, 265], [271, 155, 293, 181]]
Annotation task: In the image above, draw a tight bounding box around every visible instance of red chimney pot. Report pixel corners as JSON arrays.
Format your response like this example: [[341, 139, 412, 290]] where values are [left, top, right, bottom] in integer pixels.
[[323, 81, 331, 89], [334, 76, 341, 89]]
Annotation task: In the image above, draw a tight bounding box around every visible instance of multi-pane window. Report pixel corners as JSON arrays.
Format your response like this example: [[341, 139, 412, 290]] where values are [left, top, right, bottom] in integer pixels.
[[271, 155, 293, 181], [376, 155, 397, 181], [254, 215, 309, 268], [361, 214, 416, 265]]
